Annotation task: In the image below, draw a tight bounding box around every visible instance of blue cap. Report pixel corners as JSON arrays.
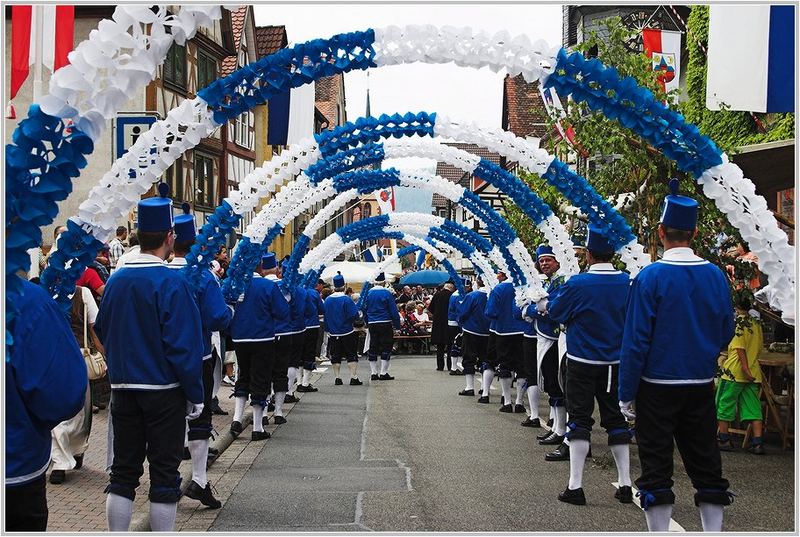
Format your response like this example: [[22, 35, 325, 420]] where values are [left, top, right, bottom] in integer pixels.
[[137, 183, 174, 232], [173, 203, 196, 243], [586, 224, 614, 254], [660, 179, 698, 231], [333, 271, 345, 288], [570, 234, 586, 249], [261, 253, 277, 270], [375, 272, 386, 282], [535, 245, 555, 259]]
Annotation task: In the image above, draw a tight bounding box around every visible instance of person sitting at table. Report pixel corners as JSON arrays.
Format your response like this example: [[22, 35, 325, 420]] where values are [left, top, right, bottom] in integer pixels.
[[413, 303, 432, 333], [716, 297, 765, 455]]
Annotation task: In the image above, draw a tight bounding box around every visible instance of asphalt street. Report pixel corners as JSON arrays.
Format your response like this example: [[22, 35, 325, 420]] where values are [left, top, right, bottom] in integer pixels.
[[212, 354, 794, 532]]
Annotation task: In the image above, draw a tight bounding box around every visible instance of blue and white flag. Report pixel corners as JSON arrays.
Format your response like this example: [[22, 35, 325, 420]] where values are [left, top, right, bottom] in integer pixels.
[[707, 5, 795, 113]]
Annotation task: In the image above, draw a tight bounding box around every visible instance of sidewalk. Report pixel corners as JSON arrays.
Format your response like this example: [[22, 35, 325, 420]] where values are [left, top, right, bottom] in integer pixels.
[[45, 369, 324, 532]]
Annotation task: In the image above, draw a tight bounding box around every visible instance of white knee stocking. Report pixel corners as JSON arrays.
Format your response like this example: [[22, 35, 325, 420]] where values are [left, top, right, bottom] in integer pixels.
[[274, 392, 286, 417], [481, 369, 495, 395], [369, 360, 379, 375], [233, 396, 247, 423], [380, 359, 390, 375], [465, 374, 475, 391], [149, 501, 177, 532], [106, 493, 133, 531], [188, 439, 209, 487], [644, 504, 673, 532], [301, 369, 312, 386], [567, 439, 590, 489], [287, 367, 298, 395], [515, 378, 526, 406], [252, 405, 265, 432], [499, 377, 513, 404], [699, 503, 724, 532], [526, 385, 540, 419], [610, 444, 632, 487], [554, 406, 567, 436]]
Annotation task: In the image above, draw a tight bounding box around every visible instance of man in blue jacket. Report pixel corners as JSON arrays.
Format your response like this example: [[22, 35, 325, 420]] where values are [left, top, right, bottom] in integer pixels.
[[457, 277, 490, 397], [285, 282, 311, 405], [96, 194, 204, 531], [363, 273, 402, 381], [324, 272, 362, 385], [6, 279, 88, 530], [619, 181, 735, 532], [546, 224, 633, 506], [297, 279, 326, 392], [485, 272, 529, 412], [229, 253, 290, 440], [533, 245, 568, 449], [167, 206, 232, 508], [447, 284, 465, 375]]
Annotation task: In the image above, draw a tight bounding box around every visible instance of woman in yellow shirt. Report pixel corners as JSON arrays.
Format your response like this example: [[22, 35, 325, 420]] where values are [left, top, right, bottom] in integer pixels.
[[716, 306, 764, 454]]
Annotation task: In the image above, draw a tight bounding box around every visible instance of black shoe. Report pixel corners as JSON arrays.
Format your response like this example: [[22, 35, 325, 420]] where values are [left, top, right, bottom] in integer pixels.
[[615, 485, 633, 504], [436, 368, 444, 371], [477, 396, 490, 404], [521, 417, 541, 428], [547, 418, 554, 428], [499, 404, 513, 413], [514, 404, 526, 414], [273, 415, 287, 425], [267, 402, 275, 412], [537, 429, 554, 441], [210, 397, 228, 415], [335, 378, 344, 386], [262, 416, 269, 427], [49, 470, 66, 485], [545, 443, 570, 461], [371, 374, 379, 380], [208, 447, 219, 456], [230, 421, 243, 438], [500, 396, 505, 405], [558, 487, 586, 505], [747, 443, 765, 455], [459, 389, 475, 396], [296, 384, 317, 392], [449, 370, 464, 376], [539, 432, 565, 445], [185, 480, 222, 509], [206, 449, 219, 466], [73, 454, 84, 469], [478, 389, 482, 395], [378, 373, 395, 380], [251, 430, 271, 441], [350, 378, 363, 385], [183, 447, 192, 460], [284, 394, 299, 404]]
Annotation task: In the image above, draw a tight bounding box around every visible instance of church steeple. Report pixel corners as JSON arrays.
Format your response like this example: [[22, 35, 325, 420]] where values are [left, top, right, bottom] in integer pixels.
[[365, 72, 372, 118]]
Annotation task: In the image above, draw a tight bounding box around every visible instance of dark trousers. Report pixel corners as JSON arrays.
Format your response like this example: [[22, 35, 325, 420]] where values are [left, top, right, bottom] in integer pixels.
[[233, 340, 275, 404], [635, 381, 731, 507], [187, 357, 215, 441], [303, 327, 320, 368], [484, 332, 498, 369], [288, 332, 305, 368], [461, 332, 488, 375], [272, 335, 292, 393], [329, 332, 358, 364], [106, 389, 185, 503], [564, 360, 629, 444], [436, 325, 460, 370], [540, 340, 564, 403], [495, 334, 524, 378], [5, 476, 48, 531], [368, 322, 394, 359], [522, 337, 537, 385]]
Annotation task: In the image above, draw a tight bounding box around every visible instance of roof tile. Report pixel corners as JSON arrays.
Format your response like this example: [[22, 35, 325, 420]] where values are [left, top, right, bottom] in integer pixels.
[[255, 25, 288, 57]]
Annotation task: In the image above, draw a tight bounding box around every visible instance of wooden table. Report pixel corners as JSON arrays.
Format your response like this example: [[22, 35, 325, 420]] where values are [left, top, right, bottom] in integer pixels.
[[758, 352, 793, 450]]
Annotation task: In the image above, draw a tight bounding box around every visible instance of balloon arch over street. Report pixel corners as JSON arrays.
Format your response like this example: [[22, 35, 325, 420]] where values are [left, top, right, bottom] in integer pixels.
[[6, 12, 795, 352]]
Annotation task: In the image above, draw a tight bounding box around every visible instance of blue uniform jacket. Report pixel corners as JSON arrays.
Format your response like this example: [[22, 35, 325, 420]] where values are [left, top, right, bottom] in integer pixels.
[[619, 248, 735, 401], [535, 275, 565, 340], [304, 288, 325, 329], [447, 291, 462, 327], [168, 258, 231, 359], [485, 282, 529, 335], [547, 264, 631, 365], [363, 287, 401, 328], [458, 288, 490, 336], [95, 254, 205, 404], [324, 292, 360, 336], [265, 276, 297, 336], [230, 274, 290, 343], [6, 280, 88, 486], [290, 286, 310, 333]]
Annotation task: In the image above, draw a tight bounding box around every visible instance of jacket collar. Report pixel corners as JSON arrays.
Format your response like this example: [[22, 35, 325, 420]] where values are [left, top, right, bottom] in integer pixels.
[[168, 256, 187, 267], [658, 247, 707, 265], [124, 253, 166, 267], [588, 263, 621, 274]]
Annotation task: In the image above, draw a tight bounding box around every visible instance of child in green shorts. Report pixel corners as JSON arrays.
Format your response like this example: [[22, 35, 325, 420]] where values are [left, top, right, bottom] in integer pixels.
[[716, 304, 764, 454]]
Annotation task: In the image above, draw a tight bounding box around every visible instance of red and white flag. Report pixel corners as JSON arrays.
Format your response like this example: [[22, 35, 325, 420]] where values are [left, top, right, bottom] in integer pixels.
[[642, 28, 682, 94], [8, 5, 75, 118], [376, 186, 395, 214]]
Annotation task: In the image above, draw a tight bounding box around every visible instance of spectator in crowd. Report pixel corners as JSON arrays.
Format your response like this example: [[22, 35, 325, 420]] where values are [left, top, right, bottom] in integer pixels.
[[717, 300, 765, 455], [114, 233, 140, 270], [413, 302, 432, 332], [108, 226, 128, 271], [49, 285, 104, 485], [726, 242, 761, 291], [412, 285, 426, 302], [94, 246, 112, 281], [215, 246, 230, 275], [76, 265, 106, 302], [7, 279, 87, 530], [396, 286, 414, 305]]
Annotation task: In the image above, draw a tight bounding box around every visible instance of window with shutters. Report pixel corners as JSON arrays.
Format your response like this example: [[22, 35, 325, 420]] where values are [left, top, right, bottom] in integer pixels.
[[194, 154, 216, 209], [197, 51, 217, 91], [163, 42, 187, 89]]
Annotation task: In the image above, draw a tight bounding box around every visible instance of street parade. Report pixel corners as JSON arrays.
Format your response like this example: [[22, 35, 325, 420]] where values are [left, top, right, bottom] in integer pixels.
[[3, 3, 797, 534]]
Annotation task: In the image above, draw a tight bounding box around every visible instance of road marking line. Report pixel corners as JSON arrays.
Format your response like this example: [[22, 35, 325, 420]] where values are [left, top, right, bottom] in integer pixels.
[[612, 482, 685, 532]]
